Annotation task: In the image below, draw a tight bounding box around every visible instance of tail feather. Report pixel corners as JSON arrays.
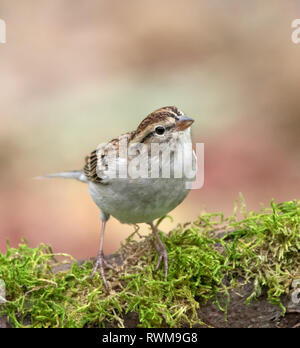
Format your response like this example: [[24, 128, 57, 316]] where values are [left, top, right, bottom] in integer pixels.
[[35, 170, 88, 183]]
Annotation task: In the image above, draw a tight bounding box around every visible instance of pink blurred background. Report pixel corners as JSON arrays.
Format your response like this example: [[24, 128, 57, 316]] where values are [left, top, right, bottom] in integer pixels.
[[0, 1, 300, 259]]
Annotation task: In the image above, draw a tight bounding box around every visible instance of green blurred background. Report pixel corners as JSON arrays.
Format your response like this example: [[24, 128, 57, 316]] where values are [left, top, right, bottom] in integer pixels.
[[1, 0, 300, 258]]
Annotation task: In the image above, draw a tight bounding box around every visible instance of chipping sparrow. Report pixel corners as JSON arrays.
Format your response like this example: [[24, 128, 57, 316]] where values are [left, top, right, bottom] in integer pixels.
[[40, 106, 196, 290]]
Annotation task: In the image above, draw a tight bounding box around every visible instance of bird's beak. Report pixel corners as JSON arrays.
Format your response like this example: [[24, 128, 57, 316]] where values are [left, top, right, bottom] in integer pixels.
[[176, 115, 194, 131]]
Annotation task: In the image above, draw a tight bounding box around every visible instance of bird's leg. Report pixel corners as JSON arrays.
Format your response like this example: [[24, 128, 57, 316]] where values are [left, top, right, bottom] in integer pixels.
[[91, 219, 113, 290], [149, 222, 168, 281], [153, 240, 163, 271]]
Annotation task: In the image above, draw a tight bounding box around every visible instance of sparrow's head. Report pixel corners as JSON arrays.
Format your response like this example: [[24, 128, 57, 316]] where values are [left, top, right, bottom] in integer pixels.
[[132, 106, 194, 144]]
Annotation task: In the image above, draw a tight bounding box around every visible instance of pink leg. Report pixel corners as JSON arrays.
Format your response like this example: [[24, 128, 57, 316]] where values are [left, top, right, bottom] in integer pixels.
[[149, 222, 168, 280], [91, 220, 113, 290]]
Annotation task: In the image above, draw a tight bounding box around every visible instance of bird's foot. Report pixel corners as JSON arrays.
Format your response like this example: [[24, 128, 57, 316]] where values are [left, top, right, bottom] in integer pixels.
[[90, 253, 114, 291], [153, 240, 168, 281]]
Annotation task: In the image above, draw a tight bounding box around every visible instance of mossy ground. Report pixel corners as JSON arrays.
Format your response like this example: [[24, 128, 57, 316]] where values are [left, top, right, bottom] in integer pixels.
[[0, 199, 299, 328]]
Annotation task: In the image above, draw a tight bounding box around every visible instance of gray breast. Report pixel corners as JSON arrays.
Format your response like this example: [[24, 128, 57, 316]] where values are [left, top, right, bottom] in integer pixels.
[[88, 177, 190, 224]]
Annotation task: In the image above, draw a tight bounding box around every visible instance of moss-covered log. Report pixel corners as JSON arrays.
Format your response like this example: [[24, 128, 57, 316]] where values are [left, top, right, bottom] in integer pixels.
[[0, 199, 299, 328]]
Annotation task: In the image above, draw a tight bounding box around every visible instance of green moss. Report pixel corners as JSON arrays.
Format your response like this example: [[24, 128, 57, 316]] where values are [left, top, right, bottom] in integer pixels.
[[0, 199, 299, 328]]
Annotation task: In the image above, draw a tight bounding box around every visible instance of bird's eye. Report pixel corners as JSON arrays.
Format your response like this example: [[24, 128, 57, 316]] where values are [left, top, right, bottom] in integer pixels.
[[155, 126, 165, 135]]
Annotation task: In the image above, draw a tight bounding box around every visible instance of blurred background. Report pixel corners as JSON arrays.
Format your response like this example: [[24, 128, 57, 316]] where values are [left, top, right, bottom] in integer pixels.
[[0, 0, 300, 258]]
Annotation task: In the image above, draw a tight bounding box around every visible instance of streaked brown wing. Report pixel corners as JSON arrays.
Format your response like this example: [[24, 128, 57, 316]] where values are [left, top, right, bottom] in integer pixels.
[[83, 149, 102, 183], [83, 132, 133, 184]]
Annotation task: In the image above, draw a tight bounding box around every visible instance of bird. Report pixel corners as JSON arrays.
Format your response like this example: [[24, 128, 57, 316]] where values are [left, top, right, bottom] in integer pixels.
[[38, 106, 196, 290]]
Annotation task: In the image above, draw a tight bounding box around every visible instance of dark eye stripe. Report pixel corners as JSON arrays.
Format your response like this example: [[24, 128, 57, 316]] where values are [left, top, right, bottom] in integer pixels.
[[140, 131, 154, 143]]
